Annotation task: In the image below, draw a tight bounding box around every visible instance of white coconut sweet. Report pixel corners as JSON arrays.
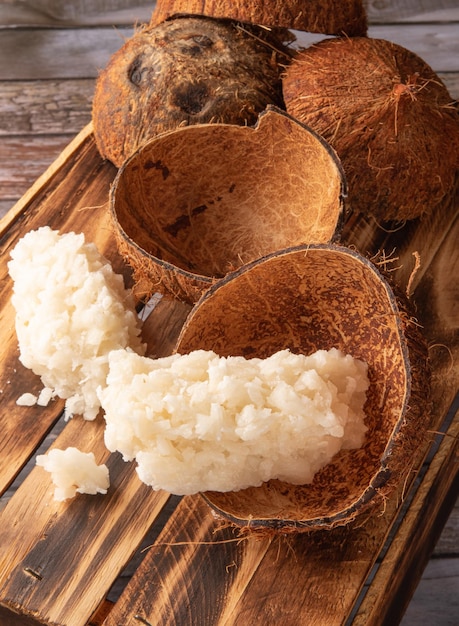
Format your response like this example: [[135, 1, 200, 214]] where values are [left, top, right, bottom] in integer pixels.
[[8, 226, 145, 420], [36, 447, 110, 501], [98, 347, 369, 495]]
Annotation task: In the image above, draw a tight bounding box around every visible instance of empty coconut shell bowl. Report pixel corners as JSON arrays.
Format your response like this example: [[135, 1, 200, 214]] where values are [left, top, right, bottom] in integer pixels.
[[110, 108, 346, 304]]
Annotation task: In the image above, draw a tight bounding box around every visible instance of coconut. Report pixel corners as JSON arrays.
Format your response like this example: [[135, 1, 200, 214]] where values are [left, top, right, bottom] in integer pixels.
[[282, 36, 459, 222], [175, 244, 431, 532], [92, 16, 288, 167], [150, 0, 368, 37], [110, 108, 346, 304]]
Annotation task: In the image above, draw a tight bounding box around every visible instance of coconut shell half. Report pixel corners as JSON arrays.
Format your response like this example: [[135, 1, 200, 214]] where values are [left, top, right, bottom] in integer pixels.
[[175, 244, 430, 532], [283, 36, 459, 221], [110, 107, 346, 304], [92, 16, 286, 167], [150, 0, 368, 37]]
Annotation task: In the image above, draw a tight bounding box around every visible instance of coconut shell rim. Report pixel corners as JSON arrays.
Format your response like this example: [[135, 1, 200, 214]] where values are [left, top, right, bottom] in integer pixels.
[[175, 243, 428, 531], [150, 2, 368, 37]]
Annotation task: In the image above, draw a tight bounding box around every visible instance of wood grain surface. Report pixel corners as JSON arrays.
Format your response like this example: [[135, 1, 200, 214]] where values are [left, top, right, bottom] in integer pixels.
[[0, 1, 457, 625]]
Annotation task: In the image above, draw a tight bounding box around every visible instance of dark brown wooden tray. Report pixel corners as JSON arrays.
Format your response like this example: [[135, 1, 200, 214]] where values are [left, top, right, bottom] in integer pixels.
[[0, 123, 457, 626]]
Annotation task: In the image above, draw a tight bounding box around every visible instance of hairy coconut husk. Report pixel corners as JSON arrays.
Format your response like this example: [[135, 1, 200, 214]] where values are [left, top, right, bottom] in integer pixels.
[[150, 0, 368, 37], [110, 108, 346, 304], [175, 244, 431, 532], [92, 16, 287, 167], [283, 36, 459, 222]]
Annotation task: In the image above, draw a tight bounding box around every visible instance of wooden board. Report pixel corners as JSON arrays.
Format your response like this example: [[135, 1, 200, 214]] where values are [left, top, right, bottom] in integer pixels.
[[0, 113, 457, 625]]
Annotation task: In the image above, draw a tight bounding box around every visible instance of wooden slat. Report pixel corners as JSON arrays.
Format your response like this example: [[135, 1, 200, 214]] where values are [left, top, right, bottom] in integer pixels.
[[401, 558, 459, 625], [0, 79, 94, 136], [434, 498, 459, 554], [0, 1, 153, 26], [101, 492, 398, 626], [367, 23, 459, 72], [0, 27, 133, 80], [0, 123, 95, 234], [1, 21, 458, 83], [0, 201, 14, 219], [354, 408, 459, 624], [0, 135, 78, 201], [0, 415, 172, 626], [366, 0, 459, 22], [296, 23, 459, 72], [439, 72, 459, 99]]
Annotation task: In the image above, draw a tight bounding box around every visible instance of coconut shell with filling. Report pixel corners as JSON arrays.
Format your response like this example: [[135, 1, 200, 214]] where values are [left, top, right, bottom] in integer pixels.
[[175, 244, 430, 532], [110, 108, 347, 304], [92, 16, 287, 167], [283, 37, 459, 221], [150, 0, 368, 37]]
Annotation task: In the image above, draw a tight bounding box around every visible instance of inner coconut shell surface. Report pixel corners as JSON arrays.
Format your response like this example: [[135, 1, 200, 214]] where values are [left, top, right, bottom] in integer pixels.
[[175, 245, 430, 531], [110, 107, 346, 303]]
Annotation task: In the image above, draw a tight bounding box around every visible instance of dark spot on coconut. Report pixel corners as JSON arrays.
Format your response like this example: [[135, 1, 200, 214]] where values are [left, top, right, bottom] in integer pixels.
[[172, 83, 210, 115], [164, 205, 207, 238], [192, 35, 214, 47], [179, 35, 214, 57], [229, 183, 236, 193], [178, 45, 201, 57], [191, 204, 207, 216], [143, 159, 170, 180], [128, 55, 146, 86], [164, 214, 191, 238]]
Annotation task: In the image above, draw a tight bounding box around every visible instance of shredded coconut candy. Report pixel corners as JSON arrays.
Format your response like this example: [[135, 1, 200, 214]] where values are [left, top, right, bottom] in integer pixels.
[[99, 348, 369, 495], [36, 447, 109, 501], [8, 227, 145, 420]]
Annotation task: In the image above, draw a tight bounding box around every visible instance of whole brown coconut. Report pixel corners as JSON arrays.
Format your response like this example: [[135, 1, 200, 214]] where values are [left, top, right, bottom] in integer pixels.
[[110, 108, 346, 304], [283, 37, 459, 221], [92, 16, 287, 167], [150, 0, 368, 37], [175, 244, 431, 532]]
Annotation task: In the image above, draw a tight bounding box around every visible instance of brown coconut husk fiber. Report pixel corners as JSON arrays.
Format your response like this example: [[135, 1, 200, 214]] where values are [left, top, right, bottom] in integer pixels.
[[283, 36, 459, 222], [92, 16, 287, 168], [110, 107, 346, 304], [150, 0, 368, 37], [175, 244, 431, 532]]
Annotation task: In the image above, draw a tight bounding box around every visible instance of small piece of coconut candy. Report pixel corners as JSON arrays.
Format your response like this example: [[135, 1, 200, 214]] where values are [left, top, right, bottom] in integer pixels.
[[16, 392, 38, 406], [36, 447, 110, 502]]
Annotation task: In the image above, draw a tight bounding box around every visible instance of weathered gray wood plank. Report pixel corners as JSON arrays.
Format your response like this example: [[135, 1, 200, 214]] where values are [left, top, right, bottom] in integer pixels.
[[0, 27, 134, 80], [434, 501, 459, 556], [0, 0, 153, 26], [1, 21, 458, 81], [0, 135, 76, 201], [366, 0, 459, 22], [295, 23, 459, 72], [368, 23, 459, 72], [401, 558, 459, 626], [0, 79, 94, 135]]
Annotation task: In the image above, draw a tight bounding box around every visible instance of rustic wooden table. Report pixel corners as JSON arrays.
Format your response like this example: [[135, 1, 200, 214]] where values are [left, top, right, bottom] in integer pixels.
[[0, 2, 458, 625]]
